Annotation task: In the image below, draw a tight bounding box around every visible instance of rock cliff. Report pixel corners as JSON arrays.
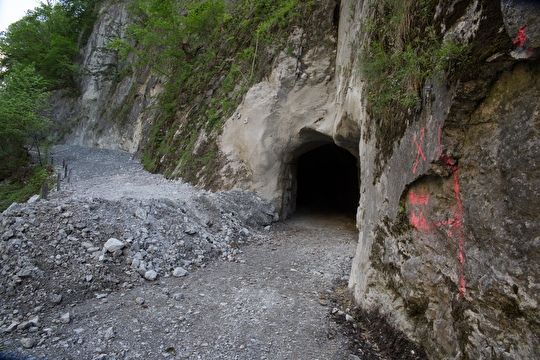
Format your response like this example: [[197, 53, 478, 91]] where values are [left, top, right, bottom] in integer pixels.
[[52, 0, 540, 358]]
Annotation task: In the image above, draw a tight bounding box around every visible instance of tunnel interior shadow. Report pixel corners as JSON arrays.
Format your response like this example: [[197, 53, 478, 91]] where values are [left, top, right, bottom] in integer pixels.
[[295, 144, 359, 219]]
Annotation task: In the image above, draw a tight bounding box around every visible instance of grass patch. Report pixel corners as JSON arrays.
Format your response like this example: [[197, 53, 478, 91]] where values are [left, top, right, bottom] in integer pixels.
[[0, 165, 56, 212]]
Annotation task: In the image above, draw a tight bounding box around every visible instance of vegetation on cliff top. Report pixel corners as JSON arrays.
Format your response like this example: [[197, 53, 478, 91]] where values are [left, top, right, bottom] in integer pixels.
[[358, 0, 469, 178], [111, 0, 317, 185]]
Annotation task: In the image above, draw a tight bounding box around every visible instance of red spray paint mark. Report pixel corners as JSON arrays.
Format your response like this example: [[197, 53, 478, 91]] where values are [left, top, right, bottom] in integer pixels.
[[513, 26, 534, 55], [411, 210, 430, 230], [413, 127, 426, 174], [409, 125, 467, 296], [410, 189, 430, 205], [514, 26, 527, 47], [438, 155, 465, 296]]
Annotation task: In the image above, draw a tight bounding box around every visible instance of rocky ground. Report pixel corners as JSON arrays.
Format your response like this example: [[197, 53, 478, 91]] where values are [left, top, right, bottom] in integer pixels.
[[0, 146, 426, 360]]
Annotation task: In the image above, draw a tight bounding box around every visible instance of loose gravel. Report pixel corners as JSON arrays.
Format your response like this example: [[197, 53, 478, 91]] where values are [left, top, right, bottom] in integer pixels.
[[0, 145, 425, 360]]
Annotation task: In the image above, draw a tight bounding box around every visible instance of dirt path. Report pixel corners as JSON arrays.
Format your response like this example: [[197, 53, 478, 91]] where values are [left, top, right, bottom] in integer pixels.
[[1, 146, 361, 360], [49, 211, 357, 360]]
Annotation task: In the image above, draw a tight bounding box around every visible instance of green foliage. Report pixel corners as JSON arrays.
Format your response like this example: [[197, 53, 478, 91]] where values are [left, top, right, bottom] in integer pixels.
[[361, 25, 469, 114], [0, 165, 55, 212], [0, 0, 100, 89], [358, 0, 469, 175], [112, 0, 308, 180], [0, 63, 52, 177]]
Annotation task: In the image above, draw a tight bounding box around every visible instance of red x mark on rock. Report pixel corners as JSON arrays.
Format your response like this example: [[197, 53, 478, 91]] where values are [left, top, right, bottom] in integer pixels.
[[413, 127, 426, 174]]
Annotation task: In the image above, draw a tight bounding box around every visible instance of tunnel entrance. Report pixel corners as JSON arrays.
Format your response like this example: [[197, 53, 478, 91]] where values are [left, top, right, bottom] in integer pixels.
[[296, 144, 359, 217]]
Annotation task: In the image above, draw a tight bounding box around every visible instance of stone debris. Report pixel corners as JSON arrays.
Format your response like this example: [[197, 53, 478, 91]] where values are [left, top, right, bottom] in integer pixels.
[[172, 267, 188, 277]]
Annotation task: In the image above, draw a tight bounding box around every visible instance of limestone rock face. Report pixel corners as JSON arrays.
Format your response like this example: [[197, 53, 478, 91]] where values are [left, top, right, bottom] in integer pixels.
[[50, 0, 540, 357], [50, 2, 163, 152], [219, 1, 343, 218]]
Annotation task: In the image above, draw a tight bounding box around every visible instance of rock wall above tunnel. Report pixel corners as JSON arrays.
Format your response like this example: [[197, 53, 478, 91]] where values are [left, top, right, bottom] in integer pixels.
[[218, 0, 357, 219]]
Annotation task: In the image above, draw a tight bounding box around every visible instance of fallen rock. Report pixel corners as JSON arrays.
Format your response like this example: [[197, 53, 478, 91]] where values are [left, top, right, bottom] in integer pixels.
[[103, 238, 125, 253], [60, 312, 72, 324], [144, 270, 158, 281], [172, 267, 188, 277], [21, 337, 36, 348]]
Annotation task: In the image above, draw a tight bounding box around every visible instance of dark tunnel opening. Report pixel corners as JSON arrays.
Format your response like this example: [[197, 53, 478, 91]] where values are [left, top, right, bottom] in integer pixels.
[[296, 144, 359, 217]]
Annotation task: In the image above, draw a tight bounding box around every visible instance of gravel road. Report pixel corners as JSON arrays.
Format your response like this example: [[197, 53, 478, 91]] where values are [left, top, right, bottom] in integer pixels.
[[1, 145, 366, 360]]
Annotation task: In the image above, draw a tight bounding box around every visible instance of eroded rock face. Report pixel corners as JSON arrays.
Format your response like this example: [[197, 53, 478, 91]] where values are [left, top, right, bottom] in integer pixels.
[[219, 0, 344, 218], [345, 1, 540, 359], [51, 2, 163, 152]]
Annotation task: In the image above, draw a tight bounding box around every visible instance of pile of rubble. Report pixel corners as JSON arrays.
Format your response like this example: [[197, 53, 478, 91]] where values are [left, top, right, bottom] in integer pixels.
[[0, 189, 278, 323]]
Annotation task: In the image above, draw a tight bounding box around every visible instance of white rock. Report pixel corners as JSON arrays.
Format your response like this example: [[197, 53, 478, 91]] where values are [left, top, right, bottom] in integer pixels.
[[104, 326, 115, 340], [21, 337, 36, 348], [144, 270, 158, 281], [60, 312, 72, 324], [345, 314, 354, 323], [103, 238, 125, 253], [172, 267, 188, 277], [27, 195, 40, 204], [135, 297, 145, 305]]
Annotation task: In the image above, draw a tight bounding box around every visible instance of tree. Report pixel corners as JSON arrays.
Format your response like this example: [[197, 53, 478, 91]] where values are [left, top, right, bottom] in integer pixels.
[[0, 0, 99, 89], [0, 63, 51, 177]]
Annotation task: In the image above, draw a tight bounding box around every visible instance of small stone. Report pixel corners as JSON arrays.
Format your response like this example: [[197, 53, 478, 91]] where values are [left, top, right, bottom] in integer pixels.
[[21, 337, 36, 348], [144, 270, 158, 281], [6, 320, 20, 332], [135, 297, 145, 305], [319, 300, 328, 306], [60, 312, 72, 324], [86, 275, 93, 282], [172, 293, 185, 301], [103, 238, 125, 253], [172, 267, 188, 277], [17, 321, 31, 331], [27, 195, 40, 204], [50, 293, 63, 305], [345, 314, 354, 323], [104, 326, 115, 340]]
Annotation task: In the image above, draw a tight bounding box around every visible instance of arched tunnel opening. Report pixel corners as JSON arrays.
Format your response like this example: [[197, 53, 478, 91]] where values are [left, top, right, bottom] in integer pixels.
[[295, 143, 360, 217]]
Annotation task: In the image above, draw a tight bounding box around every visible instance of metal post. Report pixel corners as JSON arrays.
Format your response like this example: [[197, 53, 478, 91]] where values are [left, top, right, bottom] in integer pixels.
[[41, 183, 48, 200], [57, 172, 61, 192]]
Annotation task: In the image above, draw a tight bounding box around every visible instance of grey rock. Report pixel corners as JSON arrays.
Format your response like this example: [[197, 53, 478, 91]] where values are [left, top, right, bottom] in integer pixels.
[[104, 326, 115, 340], [50, 293, 63, 305], [27, 195, 40, 204], [103, 238, 125, 253], [172, 267, 188, 277], [5, 320, 20, 332], [60, 312, 72, 324], [144, 270, 158, 281], [20, 337, 36, 348], [135, 297, 145, 305], [172, 293, 185, 301]]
